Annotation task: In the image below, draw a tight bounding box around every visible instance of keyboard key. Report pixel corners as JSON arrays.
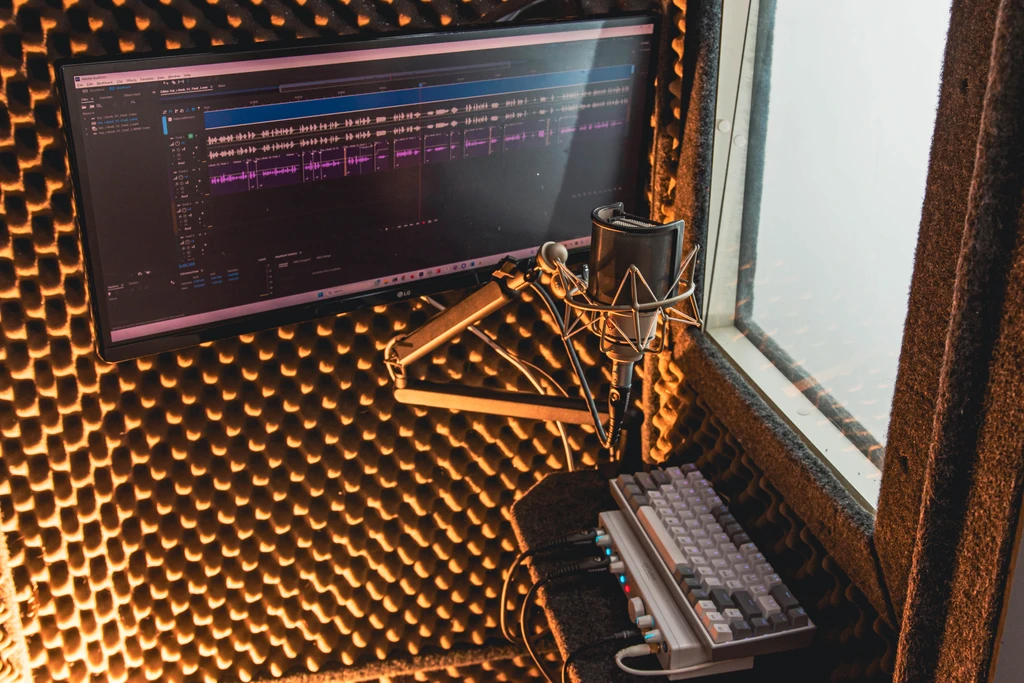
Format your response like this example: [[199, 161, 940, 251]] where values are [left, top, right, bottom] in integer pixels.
[[704, 548, 722, 561], [635, 472, 657, 492], [732, 591, 762, 622], [712, 533, 733, 549], [682, 545, 702, 557], [673, 565, 696, 582], [722, 608, 744, 624], [628, 494, 650, 511], [787, 607, 809, 628], [769, 612, 789, 632], [702, 576, 724, 591], [747, 552, 766, 565], [711, 559, 730, 571], [725, 579, 745, 593], [694, 600, 716, 618], [674, 535, 694, 548], [730, 620, 753, 640], [711, 505, 730, 521], [696, 566, 716, 581], [718, 568, 736, 582], [680, 463, 698, 474], [731, 532, 751, 546], [710, 589, 735, 612], [700, 610, 726, 630], [733, 563, 752, 576], [750, 617, 771, 637], [616, 474, 636, 489], [682, 578, 702, 594], [669, 526, 688, 537], [738, 543, 759, 558], [651, 470, 671, 487], [690, 555, 708, 567], [754, 563, 775, 577], [762, 573, 782, 588], [749, 584, 769, 598], [637, 506, 691, 576], [724, 523, 743, 537], [652, 499, 671, 510], [665, 466, 684, 480], [770, 584, 800, 613], [711, 623, 734, 643], [662, 516, 680, 527], [757, 596, 781, 617], [725, 553, 745, 565], [686, 471, 703, 483], [705, 495, 725, 509], [687, 589, 710, 606]]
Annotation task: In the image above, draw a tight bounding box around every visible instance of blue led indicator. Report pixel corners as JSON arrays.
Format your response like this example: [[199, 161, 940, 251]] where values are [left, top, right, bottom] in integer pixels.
[[605, 548, 611, 556], [619, 575, 626, 584]]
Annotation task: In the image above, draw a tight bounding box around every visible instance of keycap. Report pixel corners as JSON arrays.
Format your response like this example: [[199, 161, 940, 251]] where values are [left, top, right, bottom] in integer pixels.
[[628, 494, 650, 511], [730, 620, 752, 640], [711, 559, 730, 571], [718, 568, 736, 582], [665, 466, 684, 480], [750, 617, 771, 637], [731, 532, 751, 546], [734, 563, 752, 575], [675, 536, 694, 547], [711, 505, 729, 520], [762, 573, 782, 588], [710, 589, 735, 612], [747, 552, 766, 565], [712, 533, 733, 548], [770, 584, 800, 613], [681, 578, 702, 594], [768, 613, 789, 632], [686, 471, 703, 483], [705, 495, 725, 509], [688, 589, 710, 606], [732, 591, 762, 622], [647, 490, 664, 500], [725, 579, 744, 592], [617, 474, 636, 489], [738, 543, 759, 558], [635, 472, 656, 492], [688, 589, 712, 606], [651, 470, 671, 487], [725, 553, 745, 565], [749, 584, 769, 598], [694, 600, 716, 618], [673, 565, 695, 582], [702, 576, 724, 591], [787, 607, 809, 628], [637, 507, 690, 575], [724, 523, 743, 537], [700, 610, 726, 630], [680, 463, 698, 474], [662, 516, 680, 527], [754, 563, 774, 577], [623, 483, 642, 498], [722, 608, 744, 624], [711, 623, 734, 643], [757, 596, 781, 617], [691, 555, 709, 567], [704, 548, 722, 561]]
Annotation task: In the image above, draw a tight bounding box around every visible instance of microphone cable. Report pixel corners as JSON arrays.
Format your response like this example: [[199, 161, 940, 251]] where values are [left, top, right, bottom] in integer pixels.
[[614, 644, 718, 677], [520, 555, 612, 683], [500, 528, 604, 643], [560, 629, 643, 683]]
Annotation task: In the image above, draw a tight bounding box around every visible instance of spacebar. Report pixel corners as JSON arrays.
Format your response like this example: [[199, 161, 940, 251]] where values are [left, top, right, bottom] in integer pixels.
[[636, 506, 689, 577]]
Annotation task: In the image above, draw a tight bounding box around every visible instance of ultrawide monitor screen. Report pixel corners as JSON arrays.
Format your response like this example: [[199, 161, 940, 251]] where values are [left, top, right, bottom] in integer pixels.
[[58, 15, 659, 361]]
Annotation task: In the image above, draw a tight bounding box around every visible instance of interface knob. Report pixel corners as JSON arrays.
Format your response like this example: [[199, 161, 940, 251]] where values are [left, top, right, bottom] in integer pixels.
[[636, 615, 655, 630], [627, 597, 646, 621]]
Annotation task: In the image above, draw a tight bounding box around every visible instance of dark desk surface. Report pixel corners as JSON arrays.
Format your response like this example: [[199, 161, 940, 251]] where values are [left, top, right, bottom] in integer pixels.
[[508, 469, 814, 683]]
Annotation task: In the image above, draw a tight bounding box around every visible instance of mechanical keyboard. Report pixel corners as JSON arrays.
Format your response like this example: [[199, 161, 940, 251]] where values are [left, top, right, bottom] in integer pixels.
[[602, 463, 815, 662]]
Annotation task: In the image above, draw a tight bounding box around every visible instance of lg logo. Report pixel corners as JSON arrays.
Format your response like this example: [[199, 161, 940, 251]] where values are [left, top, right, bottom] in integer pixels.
[[396, 290, 412, 299]]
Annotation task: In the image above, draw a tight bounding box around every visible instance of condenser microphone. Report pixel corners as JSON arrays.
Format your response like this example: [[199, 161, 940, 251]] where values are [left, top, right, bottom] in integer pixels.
[[539, 203, 699, 447]]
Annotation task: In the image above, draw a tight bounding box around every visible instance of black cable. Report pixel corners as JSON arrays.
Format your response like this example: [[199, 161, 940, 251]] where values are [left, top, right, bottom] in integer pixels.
[[528, 282, 613, 449], [501, 529, 603, 643], [561, 629, 643, 683], [519, 556, 611, 683]]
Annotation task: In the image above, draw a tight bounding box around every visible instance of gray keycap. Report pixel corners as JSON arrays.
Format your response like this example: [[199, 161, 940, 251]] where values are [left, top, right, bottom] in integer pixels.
[[730, 620, 753, 640], [768, 612, 789, 632], [750, 617, 771, 637], [787, 606, 809, 628]]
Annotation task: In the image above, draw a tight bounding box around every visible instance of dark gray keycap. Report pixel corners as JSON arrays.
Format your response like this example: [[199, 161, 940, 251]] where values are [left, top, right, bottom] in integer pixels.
[[770, 584, 800, 614], [674, 566, 696, 582], [623, 483, 642, 499], [718, 513, 737, 527], [710, 589, 735, 612], [687, 589, 710, 606], [730, 620, 752, 640], [616, 474, 636, 489], [635, 472, 657, 492], [724, 523, 743, 537], [768, 613, 789, 632], [711, 505, 730, 521], [731, 532, 751, 546], [749, 617, 771, 637], [787, 606, 809, 628], [627, 493, 650, 511], [651, 469, 671, 487], [732, 590, 762, 622], [682, 577, 702, 594], [680, 463, 698, 474]]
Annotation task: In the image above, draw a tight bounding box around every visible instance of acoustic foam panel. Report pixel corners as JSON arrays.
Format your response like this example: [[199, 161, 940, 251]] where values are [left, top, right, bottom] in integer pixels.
[[0, 0, 669, 679]]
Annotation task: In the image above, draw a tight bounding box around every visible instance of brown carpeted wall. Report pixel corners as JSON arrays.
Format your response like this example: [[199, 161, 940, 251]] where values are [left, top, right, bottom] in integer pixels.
[[0, 0, 678, 682]]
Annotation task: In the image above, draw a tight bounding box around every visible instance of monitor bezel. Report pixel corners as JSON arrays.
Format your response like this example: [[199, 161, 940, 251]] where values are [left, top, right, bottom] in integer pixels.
[[56, 13, 662, 362]]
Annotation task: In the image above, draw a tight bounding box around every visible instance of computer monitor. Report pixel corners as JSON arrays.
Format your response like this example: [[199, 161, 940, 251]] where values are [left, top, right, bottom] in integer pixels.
[[57, 15, 660, 362]]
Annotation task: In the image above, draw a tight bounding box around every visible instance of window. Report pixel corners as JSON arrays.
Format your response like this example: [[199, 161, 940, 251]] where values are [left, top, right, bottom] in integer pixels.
[[704, 0, 951, 508]]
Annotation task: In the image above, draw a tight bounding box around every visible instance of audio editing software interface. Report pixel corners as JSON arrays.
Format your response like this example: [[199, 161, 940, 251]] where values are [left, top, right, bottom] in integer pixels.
[[64, 23, 654, 344]]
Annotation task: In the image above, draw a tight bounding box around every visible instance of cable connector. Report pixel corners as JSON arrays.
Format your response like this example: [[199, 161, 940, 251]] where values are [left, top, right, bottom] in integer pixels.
[[535, 528, 602, 553], [619, 643, 658, 660]]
